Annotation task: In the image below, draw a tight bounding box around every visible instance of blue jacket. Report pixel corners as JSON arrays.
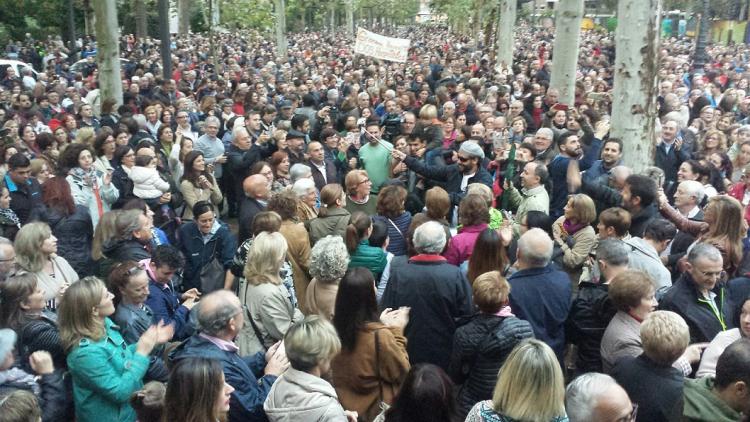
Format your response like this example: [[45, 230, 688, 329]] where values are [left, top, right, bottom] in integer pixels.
[[177, 221, 237, 291], [66, 318, 150, 422], [144, 276, 193, 341], [170, 334, 276, 422], [548, 139, 602, 219], [508, 265, 572, 363]]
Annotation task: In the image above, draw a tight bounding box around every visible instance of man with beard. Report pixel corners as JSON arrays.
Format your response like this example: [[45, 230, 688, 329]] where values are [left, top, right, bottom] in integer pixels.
[[582, 138, 623, 185], [549, 131, 601, 219], [392, 140, 492, 222]]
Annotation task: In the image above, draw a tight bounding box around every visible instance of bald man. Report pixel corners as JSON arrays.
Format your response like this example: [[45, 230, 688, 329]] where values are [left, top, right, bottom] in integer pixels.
[[170, 290, 289, 422], [238, 174, 269, 244], [508, 229, 572, 363]]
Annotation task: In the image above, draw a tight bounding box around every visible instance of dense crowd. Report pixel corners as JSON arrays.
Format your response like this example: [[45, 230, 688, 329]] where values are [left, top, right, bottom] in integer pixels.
[[0, 20, 749, 422]]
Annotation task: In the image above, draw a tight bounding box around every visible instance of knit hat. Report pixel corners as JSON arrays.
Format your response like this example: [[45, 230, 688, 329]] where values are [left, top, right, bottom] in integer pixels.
[[459, 141, 485, 160], [0, 329, 17, 363]]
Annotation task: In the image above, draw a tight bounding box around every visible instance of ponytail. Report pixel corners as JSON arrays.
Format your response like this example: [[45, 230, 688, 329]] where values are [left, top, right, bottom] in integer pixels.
[[318, 183, 344, 218], [345, 211, 371, 253]]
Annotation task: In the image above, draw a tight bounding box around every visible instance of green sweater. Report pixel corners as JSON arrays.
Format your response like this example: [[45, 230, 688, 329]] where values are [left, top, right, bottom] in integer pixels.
[[682, 377, 742, 422]]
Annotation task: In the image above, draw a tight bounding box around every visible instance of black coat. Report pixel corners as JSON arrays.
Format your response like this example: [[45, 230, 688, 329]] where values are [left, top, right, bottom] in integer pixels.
[[102, 239, 151, 264], [0, 370, 68, 422], [659, 273, 734, 343], [403, 156, 493, 208], [381, 255, 473, 371], [17, 312, 66, 371], [629, 203, 659, 238], [111, 165, 135, 209], [47, 205, 93, 277], [449, 314, 534, 415], [667, 209, 703, 279], [611, 355, 684, 422], [565, 282, 615, 373], [307, 159, 339, 191], [238, 197, 266, 245], [4, 175, 45, 224], [655, 141, 690, 188], [177, 222, 237, 292]]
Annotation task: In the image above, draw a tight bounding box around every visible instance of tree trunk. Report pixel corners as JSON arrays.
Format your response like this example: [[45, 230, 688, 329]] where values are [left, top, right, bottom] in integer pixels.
[[495, 0, 516, 72], [178, 0, 191, 35], [159, 0, 172, 80], [330, 2, 336, 31], [346, 0, 354, 35], [611, 0, 661, 173], [549, 0, 584, 106], [135, 0, 148, 40], [67, 0, 77, 58], [275, 0, 288, 59], [93, 0, 123, 108], [83, 0, 95, 36]]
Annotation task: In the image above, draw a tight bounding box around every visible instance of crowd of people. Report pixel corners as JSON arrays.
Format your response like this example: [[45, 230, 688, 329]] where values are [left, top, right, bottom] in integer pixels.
[[0, 18, 749, 422]]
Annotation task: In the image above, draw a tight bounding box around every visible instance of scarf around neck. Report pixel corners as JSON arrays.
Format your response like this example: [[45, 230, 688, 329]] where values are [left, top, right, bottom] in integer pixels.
[[70, 167, 100, 189]]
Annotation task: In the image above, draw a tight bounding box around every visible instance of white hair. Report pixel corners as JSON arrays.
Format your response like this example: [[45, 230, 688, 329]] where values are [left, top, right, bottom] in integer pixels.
[[678, 180, 705, 205], [565, 373, 622, 422], [290, 163, 312, 183], [413, 221, 447, 254], [291, 178, 316, 198]]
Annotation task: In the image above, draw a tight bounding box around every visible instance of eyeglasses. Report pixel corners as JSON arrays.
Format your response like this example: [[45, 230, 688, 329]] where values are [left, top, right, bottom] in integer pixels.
[[457, 156, 470, 162], [615, 404, 638, 422], [357, 178, 371, 185]]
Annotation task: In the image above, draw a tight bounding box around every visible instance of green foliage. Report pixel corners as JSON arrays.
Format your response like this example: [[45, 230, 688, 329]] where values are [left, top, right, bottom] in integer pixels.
[[221, 0, 274, 31], [0, 0, 68, 41]]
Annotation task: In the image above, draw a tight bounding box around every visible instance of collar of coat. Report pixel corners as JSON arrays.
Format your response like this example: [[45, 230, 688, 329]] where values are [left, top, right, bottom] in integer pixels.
[[409, 254, 447, 263]]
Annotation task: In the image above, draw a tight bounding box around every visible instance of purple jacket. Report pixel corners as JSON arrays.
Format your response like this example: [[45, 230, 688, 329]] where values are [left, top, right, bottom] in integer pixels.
[[443, 223, 488, 266]]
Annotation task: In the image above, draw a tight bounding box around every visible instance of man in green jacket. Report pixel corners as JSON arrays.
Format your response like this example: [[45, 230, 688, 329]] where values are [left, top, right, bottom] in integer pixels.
[[505, 161, 550, 237], [680, 338, 750, 421]]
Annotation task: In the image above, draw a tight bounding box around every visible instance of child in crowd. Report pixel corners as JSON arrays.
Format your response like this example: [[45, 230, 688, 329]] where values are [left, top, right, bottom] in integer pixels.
[[130, 154, 171, 217]]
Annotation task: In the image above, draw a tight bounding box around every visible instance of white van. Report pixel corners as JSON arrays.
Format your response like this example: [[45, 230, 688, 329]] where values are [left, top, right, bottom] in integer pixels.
[[0, 59, 40, 81]]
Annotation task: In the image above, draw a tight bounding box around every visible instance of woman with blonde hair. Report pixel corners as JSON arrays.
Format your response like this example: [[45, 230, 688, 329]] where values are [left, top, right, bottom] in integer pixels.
[[15, 222, 79, 310], [465, 339, 568, 422], [694, 129, 728, 160], [552, 193, 598, 283], [240, 231, 303, 356], [59, 277, 172, 422], [264, 315, 357, 421], [658, 194, 745, 276], [344, 170, 376, 216]]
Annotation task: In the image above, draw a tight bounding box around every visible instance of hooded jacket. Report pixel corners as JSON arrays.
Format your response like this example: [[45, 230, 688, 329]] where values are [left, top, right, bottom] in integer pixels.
[[263, 368, 348, 422], [129, 166, 170, 199]]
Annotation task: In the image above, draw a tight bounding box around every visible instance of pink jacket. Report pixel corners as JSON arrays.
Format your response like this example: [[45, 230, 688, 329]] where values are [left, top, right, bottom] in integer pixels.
[[443, 223, 489, 266]]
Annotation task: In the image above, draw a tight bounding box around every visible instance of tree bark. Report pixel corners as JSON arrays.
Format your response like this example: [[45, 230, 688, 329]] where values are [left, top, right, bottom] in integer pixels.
[[549, 0, 583, 106], [178, 0, 191, 36], [495, 0, 516, 72], [159, 0, 172, 80], [135, 0, 148, 40], [611, 0, 661, 173], [275, 0, 288, 59], [346, 0, 354, 35], [93, 0, 123, 108]]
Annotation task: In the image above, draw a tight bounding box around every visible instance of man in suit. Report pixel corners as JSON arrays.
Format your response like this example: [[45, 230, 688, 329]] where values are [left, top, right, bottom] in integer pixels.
[[238, 175, 269, 244], [306, 141, 338, 191]]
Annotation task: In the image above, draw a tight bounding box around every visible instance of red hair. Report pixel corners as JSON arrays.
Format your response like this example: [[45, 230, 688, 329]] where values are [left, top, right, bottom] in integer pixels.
[[42, 176, 76, 216]]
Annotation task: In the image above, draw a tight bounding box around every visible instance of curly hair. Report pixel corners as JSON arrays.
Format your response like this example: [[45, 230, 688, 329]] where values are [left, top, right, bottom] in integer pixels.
[[267, 190, 299, 221], [376, 185, 407, 219], [309, 236, 350, 284]]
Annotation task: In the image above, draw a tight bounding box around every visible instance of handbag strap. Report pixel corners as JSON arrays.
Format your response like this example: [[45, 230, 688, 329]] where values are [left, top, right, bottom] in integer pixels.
[[387, 218, 405, 241], [242, 284, 268, 352], [374, 329, 383, 402]]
